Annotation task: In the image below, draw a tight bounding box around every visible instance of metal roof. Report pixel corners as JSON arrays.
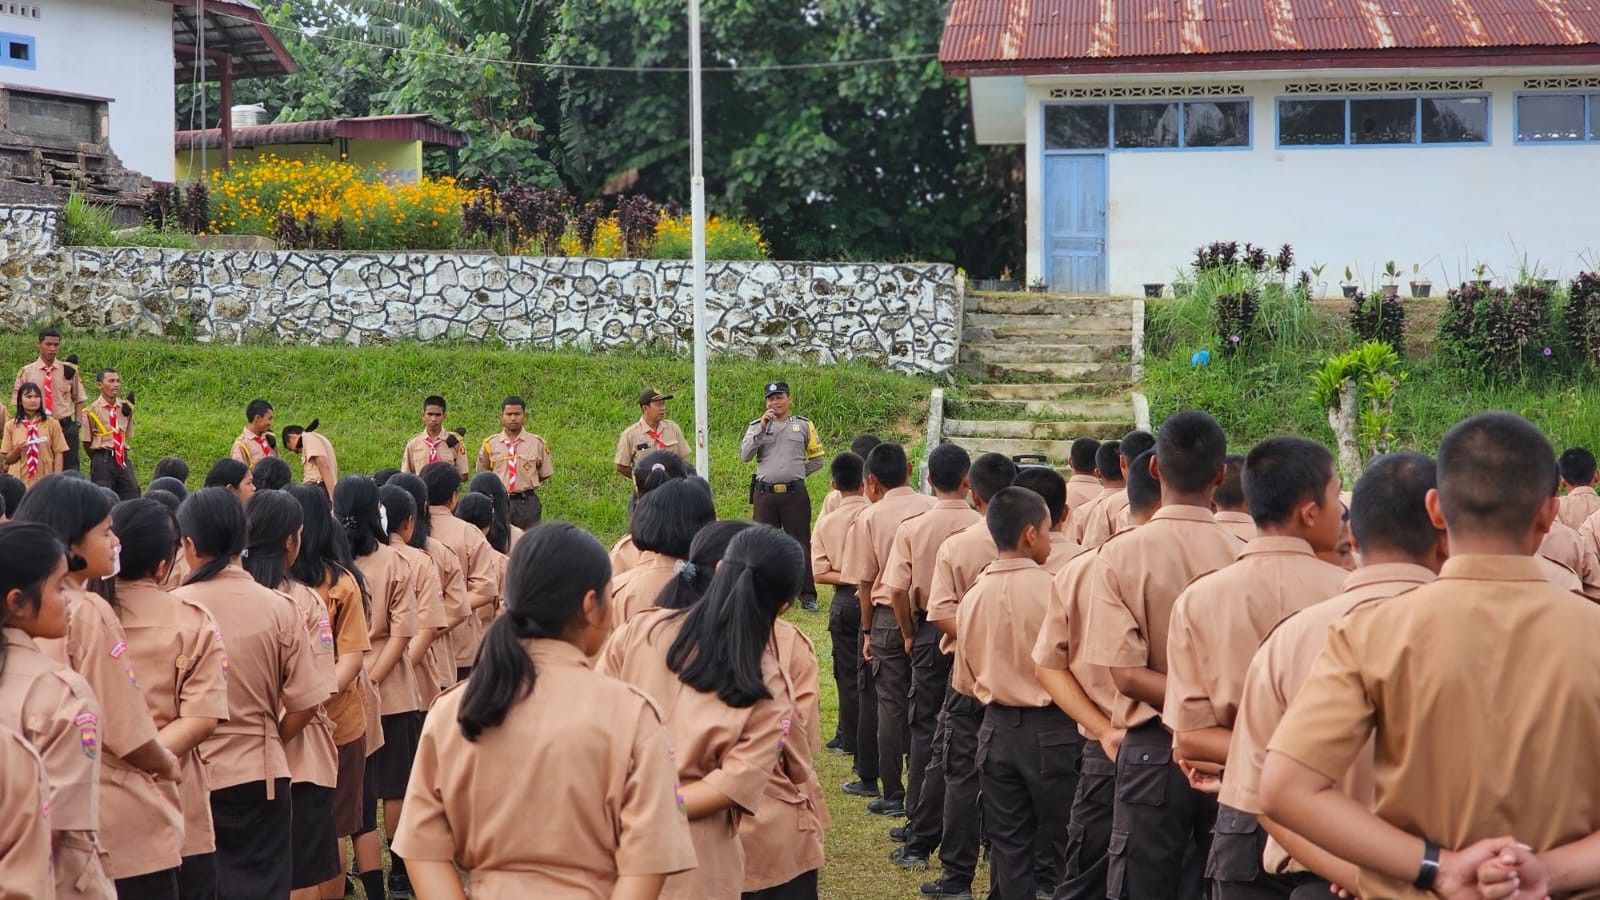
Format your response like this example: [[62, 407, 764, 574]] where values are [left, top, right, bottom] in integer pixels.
[[167, 0, 296, 81], [174, 114, 469, 150], [941, 0, 1600, 75]]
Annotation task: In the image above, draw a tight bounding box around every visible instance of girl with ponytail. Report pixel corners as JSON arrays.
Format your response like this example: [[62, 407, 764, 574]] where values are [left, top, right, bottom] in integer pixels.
[[611, 449, 691, 575], [392, 522, 695, 899], [379, 485, 448, 712], [598, 525, 807, 900], [390, 473, 471, 703], [653, 520, 752, 612], [608, 478, 716, 628], [465, 471, 514, 554], [170, 487, 326, 899]]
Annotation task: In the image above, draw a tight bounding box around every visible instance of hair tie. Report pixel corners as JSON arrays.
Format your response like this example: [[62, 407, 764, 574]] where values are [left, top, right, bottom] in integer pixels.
[[339, 515, 359, 529], [651, 463, 667, 472], [240, 548, 250, 559], [674, 560, 699, 580]]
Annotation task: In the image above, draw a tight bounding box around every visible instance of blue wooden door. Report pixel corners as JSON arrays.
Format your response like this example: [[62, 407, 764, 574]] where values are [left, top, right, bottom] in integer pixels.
[[1043, 154, 1107, 293]]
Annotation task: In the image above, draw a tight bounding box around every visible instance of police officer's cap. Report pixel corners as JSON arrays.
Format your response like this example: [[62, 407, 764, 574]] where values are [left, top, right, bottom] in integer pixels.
[[764, 382, 790, 398]]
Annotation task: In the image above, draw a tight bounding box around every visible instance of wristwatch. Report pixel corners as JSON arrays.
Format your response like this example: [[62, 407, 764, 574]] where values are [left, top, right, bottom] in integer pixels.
[[1413, 839, 1440, 890]]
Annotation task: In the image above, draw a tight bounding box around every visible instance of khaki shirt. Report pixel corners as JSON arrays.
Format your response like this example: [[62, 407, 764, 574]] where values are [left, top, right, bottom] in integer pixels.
[[739, 415, 824, 484], [1269, 555, 1600, 900], [282, 581, 340, 788], [880, 499, 982, 614], [820, 489, 844, 518], [393, 537, 449, 710], [954, 558, 1056, 707], [3, 415, 67, 487], [1066, 486, 1119, 544], [599, 608, 793, 900], [1222, 563, 1434, 874], [299, 431, 338, 492], [812, 495, 870, 586], [315, 570, 371, 748], [1163, 537, 1349, 734], [356, 543, 421, 716], [38, 585, 160, 759], [0, 627, 102, 832], [478, 431, 553, 493], [15, 356, 86, 420], [1066, 474, 1103, 517], [1083, 490, 1132, 548], [431, 509, 499, 667], [393, 639, 696, 898], [1561, 486, 1600, 531], [0, 722, 53, 900], [610, 551, 680, 630], [112, 579, 230, 863], [611, 534, 644, 578], [1045, 532, 1088, 575], [926, 520, 1000, 655], [230, 428, 274, 467], [1082, 505, 1244, 729], [840, 486, 937, 607], [1214, 510, 1257, 542], [1540, 519, 1600, 589], [428, 536, 472, 692], [615, 418, 691, 472], [1034, 547, 1122, 738], [173, 566, 327, 793], [85, 396, 131, 452], [402, 430, 470, 477]]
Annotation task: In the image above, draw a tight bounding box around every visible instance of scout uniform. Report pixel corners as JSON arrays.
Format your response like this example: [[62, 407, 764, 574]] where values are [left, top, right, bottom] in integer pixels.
[[280, 580, 342, 890], [230, 427, 274, 468], [85, 394, 138, 500], [16, 354, 87, 471], [610, 533, 644, 577], [1033, 546, 1126, 900], [615, 388, 692, 474], [609, 551, 680, 629], [1540, 518, 1600, 591], [1082, 490, 1131, 549], [599, 608, 792, 900], [739, 382, 826, 607], [401, 429, 469, 478], [430, 508, 499, 679], [1066, 485, 1119, 544], [0, 722, 53, 900], [0, 627, 111, 899], [393, 638, 696, 897], [1561, 484, 1600, 531], [2, 414, 67, 488], [878, 498, 980, 855], [1269, 555, 1600, 900], [840, 484, 936, 806], [819, 488, 844, 518], [478, 430, 553, 530], [1163, 537, 1349, 899], [108, 578, 230, 886], [311, 569, 372, 839], [298, 430, 339, 498], [390, 536, 449, 710], [1222, 563, 1435, 896], [1046, 531, 1088, 574], [956, 557, 1083, 899], [353, 542, 421, 807], [425, 536, 472, 693], [1081, 506, 1243, 900], [1066, 473, 1103, 516], [1214, 510, 1257, 542], [812, 492, 871, 755]]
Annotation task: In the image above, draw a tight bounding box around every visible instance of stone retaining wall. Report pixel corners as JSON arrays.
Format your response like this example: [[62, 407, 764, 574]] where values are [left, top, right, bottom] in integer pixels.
[[0, 204, 962, 374]]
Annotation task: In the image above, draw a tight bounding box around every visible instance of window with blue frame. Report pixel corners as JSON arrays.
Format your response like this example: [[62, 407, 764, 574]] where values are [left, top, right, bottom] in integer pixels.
[[1044, 100, 1251, 151], [0, 32, 33, 69], [1276, 95, 1489, 146], [1515, 94, 1598, 142]]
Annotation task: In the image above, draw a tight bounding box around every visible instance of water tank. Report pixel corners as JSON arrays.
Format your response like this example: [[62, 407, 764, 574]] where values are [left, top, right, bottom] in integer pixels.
[[229, 104, 266, 127]]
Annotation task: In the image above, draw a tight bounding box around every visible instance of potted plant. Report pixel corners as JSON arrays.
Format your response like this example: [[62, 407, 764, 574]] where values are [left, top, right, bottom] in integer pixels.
[[1409, 263, 1432, 298], [1341, 266, 1359, 300], [1380, 261, 1401, 300], [1028, 277, 1047, 294], [1143, 282, 1164, 298], [1310, 263, 1329, 299]]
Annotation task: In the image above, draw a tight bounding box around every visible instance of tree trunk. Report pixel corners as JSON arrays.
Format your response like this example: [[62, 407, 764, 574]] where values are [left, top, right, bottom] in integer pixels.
[[1327, 380, 1361, 486]]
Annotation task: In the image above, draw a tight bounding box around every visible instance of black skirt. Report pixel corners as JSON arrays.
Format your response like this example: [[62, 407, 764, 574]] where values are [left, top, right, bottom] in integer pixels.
[[208, 779, 291, 900], [290, 782, 340, 888], [369, 712, 422, 800]]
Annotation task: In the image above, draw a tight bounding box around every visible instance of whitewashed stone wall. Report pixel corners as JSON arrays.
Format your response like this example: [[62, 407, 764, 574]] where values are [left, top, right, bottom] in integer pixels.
[[0, 205, 962, 374]]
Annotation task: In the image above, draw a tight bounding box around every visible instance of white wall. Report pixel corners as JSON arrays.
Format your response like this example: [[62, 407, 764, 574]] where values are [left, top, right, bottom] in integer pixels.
[[1017, 73, 1600, 295], [2, 0, 174, 181]]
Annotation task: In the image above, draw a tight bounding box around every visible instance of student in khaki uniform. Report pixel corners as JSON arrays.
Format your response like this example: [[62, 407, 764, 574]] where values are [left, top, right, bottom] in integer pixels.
[[1081, 410, 1242, 900], [957, 487, 1082, 900], [421, 463, 500, 682], [1541, 510, 1600, 591], [612, 451, 692, 576], [1066, 437, 1103, 514], [598, 525, 802, 900], [85, 369, 139, 500], [813, 452, 870, 758], [1015, 467, 1087, 573], [609, 479, 715, 627], [401, 396, 469, 478], [820, 434, 882, 518], [203, 458, 255, 505], [477, 396, 554, 529], [0, 520, 114, 900], [1260, 412, 1600, 900], [1559, 447, 1600, 530], [840, 442, 935, 814], [15, 328, 88, 472], [915, 452, 1019, 899], [4, 382, 68, 487], [390, 474, 472, 698], [282, 421, 338, 500], [1162, 437, 1349, 900], [879, 443, 976, 863], [393, 523, 695, 898], [1083, 431, 1155, 549], [230, 399, 276, 468], [250, 456, 293, 492], [1219, 452, 1444, 899], [106, 499, 230, 900], [170, 488, 326, 900], [0, 720, 53, 900], [1213, 454, 1256, 541], [379, 487, 448, 713], [1034, 449, 1161, 900], [616, 387, 692, 478], [1066, 440, 1119, 544]]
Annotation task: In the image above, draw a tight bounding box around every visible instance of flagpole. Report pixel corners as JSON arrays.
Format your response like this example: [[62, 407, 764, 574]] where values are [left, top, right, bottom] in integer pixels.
[[688, 0, 710, 479]]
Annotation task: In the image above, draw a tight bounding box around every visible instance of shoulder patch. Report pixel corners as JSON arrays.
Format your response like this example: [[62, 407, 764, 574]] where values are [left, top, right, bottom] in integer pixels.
[[74, 711, 98, 759]]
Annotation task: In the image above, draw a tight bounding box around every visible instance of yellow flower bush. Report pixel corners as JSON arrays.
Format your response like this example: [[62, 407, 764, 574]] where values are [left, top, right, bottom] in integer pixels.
[[552, 214, 767, 260]]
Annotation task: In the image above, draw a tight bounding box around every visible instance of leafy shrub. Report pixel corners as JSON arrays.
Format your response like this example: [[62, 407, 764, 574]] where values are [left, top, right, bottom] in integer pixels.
[[1152, 239, 1317, 356], [63, 191, 199, 249], [1213, 291, 1259, 355], [650, 215, 769, 260], [616, 194, 660, 259], [1438, 281, 1559, 377], [1347, 288, 1405, 351], [1566, 272, 1600, 367]]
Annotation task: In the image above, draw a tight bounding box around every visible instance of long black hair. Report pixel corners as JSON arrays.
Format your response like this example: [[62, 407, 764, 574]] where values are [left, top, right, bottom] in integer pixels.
[[333, 475, 385, 558], [177, 488, 246, 585], [203, 457, 250, 490], [466, 472, 512, 553], [389, 473, 431, 548], [287, 484, 369, 614], [12, 382, 43, 422], [454, 493, 494, 534], [14, 474, 115, 574], [663, 525, 803, 707], [633, 449, 690, 495], [0, 521, 67, 676], [112, 499, 176, 582], [379, 484, 416, 541], [655, 520, 752, 611], [243, 490, 304, 590], [630, 478, 715, 559], [457, 523, 611, 742]]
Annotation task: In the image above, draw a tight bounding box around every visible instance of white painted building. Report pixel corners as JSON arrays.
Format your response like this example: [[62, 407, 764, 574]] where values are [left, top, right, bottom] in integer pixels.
[[942, 0, 1600, 296]]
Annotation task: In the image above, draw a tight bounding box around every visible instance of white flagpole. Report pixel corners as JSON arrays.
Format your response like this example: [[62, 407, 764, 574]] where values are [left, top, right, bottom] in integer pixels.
[[688, 0, 710, 479]]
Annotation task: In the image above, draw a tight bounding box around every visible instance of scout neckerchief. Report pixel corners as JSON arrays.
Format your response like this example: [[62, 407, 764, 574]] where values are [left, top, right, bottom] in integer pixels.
[[504, 436, 523, 491], [253, 432, 272, 458], [644, 419, 667, 451], [23, 418, 40, 478], [40, 364, 53, 418], [425, 433, 443, 463], [109, 405, 125, 467]]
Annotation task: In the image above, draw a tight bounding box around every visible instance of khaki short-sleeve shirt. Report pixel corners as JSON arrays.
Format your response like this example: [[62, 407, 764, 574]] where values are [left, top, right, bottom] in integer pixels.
[[231, 428, 274, 467], [812, 495, 869, 585], [954, 559, 1057, 707], [3, 416, 68, 486], [16, 357, 86, 419], [1033, 547, 1122, 738], [610, 552, 680, 629], [1066, 486, 1119, 544], [86, 396, 131, 452], [38, 585, 160, 759], [610, 533, 644, 578], [1540, 519, 1600, 589], [926, 521, 1000, 655], [840, 487, 936, 608], [615, 418, 691, 472], [1045, 532, 1088, 575], [317, 570, 371, 747], [1066, 474, 1102, 517], [281, 580, 340, 788], [1083, 491, 1131, 549], [431, 510, 498, 667], [299, 431, 338, 490], [402, 430, 470, 477], [1213, 511, 1257, 542], [0, 722, 53, 900], [356, 544, 421, 716], [1560, 486, 1600, 531], [478, 431, 553, 492], [0, 628, 103, 833], [879, 499, 982, 613]]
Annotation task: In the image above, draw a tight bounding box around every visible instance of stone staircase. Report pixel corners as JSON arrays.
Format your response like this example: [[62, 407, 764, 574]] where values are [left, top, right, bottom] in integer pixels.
[[940, 292, 1143, 465]]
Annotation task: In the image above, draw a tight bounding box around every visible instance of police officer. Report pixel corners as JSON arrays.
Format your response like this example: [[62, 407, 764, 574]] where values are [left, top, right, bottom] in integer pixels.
[[741, 381, 825, 610]]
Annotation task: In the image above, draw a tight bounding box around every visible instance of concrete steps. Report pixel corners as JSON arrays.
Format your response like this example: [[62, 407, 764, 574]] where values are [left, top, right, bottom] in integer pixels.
[[945, 397, 1135, 420], [964, 293, 1138, 316], [961, 382, 1124, 401], [945, 418, 1128, 441], [957, 360, 1133, 383], [960, 338, 1126, 366]]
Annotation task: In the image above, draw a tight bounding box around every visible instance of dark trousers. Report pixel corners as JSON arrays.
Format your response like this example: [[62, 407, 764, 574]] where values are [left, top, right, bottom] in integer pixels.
[[905, 623, 951, 853], [939, 690, 986, 888], [1107, 721, 1214, 900], [1052, 739, 1117, 900], [115, 867, 179, 900], [908, 683, 951, 854], [90, 448, 140, 500], [60, 417, 80, 470], [826, 584, 862, 753], [175, 853, 217, 900], [980, 704, 1081, 900], [855, 627, 880, 783], [869, 604, 911, 800], [741, 869, 819, 900], [507, 490, 542, 529], [753, 484, 816, 603], [1207, 804, 1301, 900]]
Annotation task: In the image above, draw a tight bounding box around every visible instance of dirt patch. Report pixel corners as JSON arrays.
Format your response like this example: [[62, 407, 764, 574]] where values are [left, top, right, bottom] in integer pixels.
[[1310, 296, 1447, 358]]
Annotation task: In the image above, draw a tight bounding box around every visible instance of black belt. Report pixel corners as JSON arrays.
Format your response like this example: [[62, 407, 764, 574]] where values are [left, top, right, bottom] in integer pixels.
[[509, 489, 538, 497], [756, 479, 806, 494]]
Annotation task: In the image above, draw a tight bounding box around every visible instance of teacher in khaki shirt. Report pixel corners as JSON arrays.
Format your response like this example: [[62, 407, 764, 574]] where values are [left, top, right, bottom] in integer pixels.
[[615, 388, 691, 478]]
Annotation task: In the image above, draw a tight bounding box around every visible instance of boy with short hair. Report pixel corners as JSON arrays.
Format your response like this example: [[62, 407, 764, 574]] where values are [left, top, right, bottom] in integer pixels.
[[1213, 454, 1255, 541], [814, 451, 871, 757], [85, 367, 138, 500], [231, 398, 276, 466], [1067, 437, 1103, 512], [1559, 447, 1600, 529], [1083, 430, 1156, 548], [1014, 466, 1085, 572], [958, 486, 1081, 899], [1164, 437, 1350, 899], [282, 420, 338, 500], [1262, 412, 1600, 898], [1067, 440, 1121, 544], [151, 456, 189, 485], [477, 396, 553, 529], [402, 396, 468, 477], [821, 433, 883, 517]]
